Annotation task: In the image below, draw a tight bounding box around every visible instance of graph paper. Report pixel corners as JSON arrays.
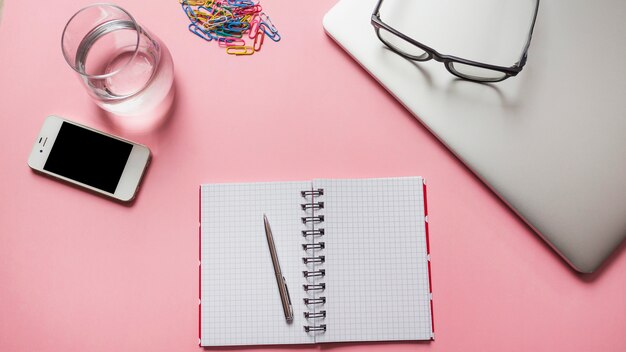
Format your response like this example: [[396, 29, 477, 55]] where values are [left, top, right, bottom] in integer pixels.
[[200, 181, 314, 346], [314, 177, 433, 343], [200, 177, 432, 346]]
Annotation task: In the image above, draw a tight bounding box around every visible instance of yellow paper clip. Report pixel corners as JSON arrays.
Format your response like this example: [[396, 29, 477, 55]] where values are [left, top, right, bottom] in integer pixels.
[[226, 46, 255, 56], [194, 10, 210, 21], [180, 0, 206, 5], [180, 0, 279, 57]]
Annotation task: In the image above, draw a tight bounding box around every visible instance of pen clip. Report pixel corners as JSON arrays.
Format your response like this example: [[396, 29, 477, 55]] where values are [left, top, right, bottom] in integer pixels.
[[283, 276, 292, 306], [283, 276, 294, 322]]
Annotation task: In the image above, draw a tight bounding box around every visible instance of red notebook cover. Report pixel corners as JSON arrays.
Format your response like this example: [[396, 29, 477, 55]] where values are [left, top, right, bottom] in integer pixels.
[[423, 180, 435, 338], [198, 186, 202, 345]]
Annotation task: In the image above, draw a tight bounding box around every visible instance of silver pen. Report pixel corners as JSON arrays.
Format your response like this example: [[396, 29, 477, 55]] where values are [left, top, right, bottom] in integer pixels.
[[263, 214, 294, 322]]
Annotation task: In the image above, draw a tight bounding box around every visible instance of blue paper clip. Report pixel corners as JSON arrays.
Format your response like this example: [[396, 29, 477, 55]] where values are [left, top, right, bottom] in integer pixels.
[[188, 23, 214, 41], [181, 0, 199, 23], [226, 21, 249, 33], [228, 0, 254, 8], [180, 0, 279, 55], [215, 28, 242, 38], [259, 12, 277, 33], [260, 23, 280, 42]]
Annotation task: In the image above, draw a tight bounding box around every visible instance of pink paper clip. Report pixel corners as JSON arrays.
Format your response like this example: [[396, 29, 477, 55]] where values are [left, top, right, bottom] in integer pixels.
[[181, 0, 278, 56], [248, 15, 261, 39], [217, 37, 235, 47], [225, 38, 246, 47], [239, 4, 262, 16], [253, 30, 265, 52]]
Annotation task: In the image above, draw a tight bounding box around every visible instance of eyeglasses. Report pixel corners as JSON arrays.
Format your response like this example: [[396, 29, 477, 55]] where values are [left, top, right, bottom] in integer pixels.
[[371, 0, 540, 83]]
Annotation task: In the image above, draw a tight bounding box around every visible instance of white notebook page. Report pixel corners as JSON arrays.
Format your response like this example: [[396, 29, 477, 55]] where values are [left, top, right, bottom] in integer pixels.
[[314, 177, 433, 343], [200, 182, 314, 346]]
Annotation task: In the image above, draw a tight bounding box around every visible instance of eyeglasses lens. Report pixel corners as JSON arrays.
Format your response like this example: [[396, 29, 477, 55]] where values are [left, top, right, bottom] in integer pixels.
[[377, 27, 430, 61], [447, 61, 507, 82]]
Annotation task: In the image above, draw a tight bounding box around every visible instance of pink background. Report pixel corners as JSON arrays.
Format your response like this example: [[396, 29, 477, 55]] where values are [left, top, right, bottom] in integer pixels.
[[1, 1, 625, 351]]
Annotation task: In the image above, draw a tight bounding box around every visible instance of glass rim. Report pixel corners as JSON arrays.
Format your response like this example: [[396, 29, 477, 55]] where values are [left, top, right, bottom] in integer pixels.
[[61, 3, 140, 80]]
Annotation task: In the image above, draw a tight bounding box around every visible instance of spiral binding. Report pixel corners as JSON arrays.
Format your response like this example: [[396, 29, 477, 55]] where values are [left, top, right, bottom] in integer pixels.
[[301, 215, 324, 224], [302, 269, 325, 278], [301, 202, 324, 210], [303, 283, 326, 291], [301, 189, 324, 197], [304, 297, 326, 305], [301, 187, 326, 334], [304, 324, 326, 332], [304, 310, 326, 318], [302, 229, 324, 237], [303, 256, 325, 264], [302, 242, 325, 250]]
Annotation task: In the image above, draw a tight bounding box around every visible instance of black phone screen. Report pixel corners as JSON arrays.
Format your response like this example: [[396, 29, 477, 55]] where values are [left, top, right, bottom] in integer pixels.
[[43, 122, 133, 193]]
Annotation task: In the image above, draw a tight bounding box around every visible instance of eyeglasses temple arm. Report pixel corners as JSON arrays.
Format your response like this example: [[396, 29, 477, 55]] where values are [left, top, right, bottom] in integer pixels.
[[516, 0, 540, 68], [372, 0, 385, 17]]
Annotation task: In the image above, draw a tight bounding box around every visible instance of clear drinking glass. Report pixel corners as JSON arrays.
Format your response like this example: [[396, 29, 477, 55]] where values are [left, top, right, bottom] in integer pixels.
[[62, 4, 175, 131]]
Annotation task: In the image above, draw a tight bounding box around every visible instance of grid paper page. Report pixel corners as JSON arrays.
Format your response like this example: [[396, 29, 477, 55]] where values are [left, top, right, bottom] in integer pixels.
[[314, 177, 433, 343], [200, 182, 314, 346]]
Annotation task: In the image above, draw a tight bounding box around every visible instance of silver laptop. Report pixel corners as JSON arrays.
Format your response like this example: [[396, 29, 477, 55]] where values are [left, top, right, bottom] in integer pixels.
[[323, 0, 626, 273]]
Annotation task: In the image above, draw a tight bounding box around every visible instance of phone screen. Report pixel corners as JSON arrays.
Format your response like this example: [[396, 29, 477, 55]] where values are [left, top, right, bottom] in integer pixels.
[[44, 122, 133, 193]]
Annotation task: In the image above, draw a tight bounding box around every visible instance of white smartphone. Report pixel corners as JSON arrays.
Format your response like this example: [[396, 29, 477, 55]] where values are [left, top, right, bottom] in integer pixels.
[[28, 115, 151, 202]]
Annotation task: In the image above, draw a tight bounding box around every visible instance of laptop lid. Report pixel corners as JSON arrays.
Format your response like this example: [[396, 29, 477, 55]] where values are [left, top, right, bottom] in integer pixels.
[[323, 0, 626, 273]]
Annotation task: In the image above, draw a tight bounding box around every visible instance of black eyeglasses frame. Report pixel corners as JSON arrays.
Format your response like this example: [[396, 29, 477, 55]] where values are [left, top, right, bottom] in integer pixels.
[[370, 0, 540, 83]]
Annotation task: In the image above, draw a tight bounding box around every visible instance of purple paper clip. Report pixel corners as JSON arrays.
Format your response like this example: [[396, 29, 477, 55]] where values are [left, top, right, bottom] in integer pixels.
[[180, 0, 279, 55], [217, 37, 236, 47], [225, 38, 246, 47]]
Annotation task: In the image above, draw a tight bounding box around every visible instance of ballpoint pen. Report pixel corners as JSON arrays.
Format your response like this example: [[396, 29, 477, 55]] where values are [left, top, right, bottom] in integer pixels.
[[263, 214, 294, 322]]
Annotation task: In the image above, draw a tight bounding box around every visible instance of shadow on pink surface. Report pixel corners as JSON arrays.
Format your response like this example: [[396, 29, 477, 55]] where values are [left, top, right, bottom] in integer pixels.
[[93, 78, 179, 136]]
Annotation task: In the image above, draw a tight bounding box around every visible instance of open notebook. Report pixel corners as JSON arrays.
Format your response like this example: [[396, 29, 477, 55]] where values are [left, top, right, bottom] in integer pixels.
[[199, 177, 434, 346]]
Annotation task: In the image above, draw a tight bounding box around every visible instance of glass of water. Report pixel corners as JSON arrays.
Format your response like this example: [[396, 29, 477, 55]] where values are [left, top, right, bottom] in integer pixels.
[[62, 4, 175, 131]]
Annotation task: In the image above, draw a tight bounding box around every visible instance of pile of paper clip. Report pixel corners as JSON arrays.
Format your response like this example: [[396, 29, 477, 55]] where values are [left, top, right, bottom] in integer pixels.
[[180, 0, 281, 56]]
